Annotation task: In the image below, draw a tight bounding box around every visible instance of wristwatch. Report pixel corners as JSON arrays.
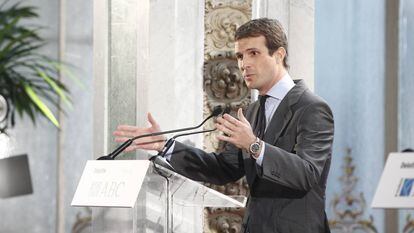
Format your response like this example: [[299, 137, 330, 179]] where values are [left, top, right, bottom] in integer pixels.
[[249, 137, 262, 159]]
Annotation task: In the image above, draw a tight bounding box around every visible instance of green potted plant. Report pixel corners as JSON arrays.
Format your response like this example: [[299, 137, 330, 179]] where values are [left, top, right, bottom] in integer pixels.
[[0, 2, 73, 132]]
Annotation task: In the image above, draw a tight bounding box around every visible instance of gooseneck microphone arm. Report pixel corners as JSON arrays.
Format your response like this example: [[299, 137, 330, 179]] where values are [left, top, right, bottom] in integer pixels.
[[150, 127, 217, 172], [158, 128, 217, 157], [97, 106, 224, 160]]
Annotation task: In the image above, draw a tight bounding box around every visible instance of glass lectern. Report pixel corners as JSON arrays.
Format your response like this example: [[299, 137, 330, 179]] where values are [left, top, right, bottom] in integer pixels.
[[89, 161, 245, 233]]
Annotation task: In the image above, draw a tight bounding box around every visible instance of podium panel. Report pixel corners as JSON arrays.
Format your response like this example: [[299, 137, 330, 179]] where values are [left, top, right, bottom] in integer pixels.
[[91, 169, 167, 233], [372, 152, 414, 208], [74, 160, 246, 233]]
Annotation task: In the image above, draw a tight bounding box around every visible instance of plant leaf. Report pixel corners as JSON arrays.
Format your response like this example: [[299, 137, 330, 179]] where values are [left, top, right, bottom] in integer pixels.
[[23, 83, 60, 128], [35, 68, 73, 109], [49, 61, 85, 89]]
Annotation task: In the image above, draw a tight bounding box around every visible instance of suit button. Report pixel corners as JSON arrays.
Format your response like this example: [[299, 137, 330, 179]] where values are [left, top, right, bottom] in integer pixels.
[[270, 170, 278, 177], [271, 170, 280, 178]]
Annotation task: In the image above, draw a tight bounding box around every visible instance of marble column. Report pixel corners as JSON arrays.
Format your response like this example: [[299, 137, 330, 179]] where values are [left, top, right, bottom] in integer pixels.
[[93, 0, 204, 160], [398, 0, 414, 232], [252, 0, 314, 89], [93, 0, 204, 231]]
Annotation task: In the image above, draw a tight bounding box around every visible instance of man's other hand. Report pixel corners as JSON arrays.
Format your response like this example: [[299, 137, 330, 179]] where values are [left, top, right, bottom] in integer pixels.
[[216, 108, 256, 151]]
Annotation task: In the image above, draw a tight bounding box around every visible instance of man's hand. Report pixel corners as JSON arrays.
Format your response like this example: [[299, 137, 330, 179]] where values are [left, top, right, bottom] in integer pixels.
[[113, 113, 166, 152], [215, 108, 256, 151]]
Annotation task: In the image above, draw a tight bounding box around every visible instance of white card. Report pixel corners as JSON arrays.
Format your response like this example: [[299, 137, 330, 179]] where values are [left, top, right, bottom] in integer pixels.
[[372, 153, 414, 208], [71, 160, 150, 208]]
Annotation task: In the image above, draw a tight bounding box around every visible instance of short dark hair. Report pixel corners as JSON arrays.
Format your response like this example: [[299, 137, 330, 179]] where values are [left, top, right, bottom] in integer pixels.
[[235, 18, 289, 69]]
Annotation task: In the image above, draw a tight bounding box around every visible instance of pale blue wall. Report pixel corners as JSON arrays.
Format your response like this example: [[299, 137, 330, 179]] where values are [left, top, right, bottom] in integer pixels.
[[399, 0, 414, 150], [315, 1, 386, 232], [398, 0, 414, 231]]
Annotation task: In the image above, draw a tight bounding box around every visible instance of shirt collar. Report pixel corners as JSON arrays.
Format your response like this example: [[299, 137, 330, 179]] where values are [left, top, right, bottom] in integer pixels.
[[266, 73, 295, 100]]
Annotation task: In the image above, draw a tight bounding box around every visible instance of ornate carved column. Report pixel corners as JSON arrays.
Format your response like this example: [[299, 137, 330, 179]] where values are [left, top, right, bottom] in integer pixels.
[[203, 0, 252, 232]]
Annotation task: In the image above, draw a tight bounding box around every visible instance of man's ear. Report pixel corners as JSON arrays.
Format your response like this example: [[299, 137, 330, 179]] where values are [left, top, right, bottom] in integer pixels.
[[274, 47, 286, 64]]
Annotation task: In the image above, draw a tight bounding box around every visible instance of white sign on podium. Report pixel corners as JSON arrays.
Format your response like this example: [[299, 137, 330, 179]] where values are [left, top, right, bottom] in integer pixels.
[[71, 160, 150, 208], [372, 152, 414, 208]]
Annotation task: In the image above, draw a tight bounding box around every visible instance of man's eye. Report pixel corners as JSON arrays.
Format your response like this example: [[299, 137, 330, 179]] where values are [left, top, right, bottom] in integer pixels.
[[251, 51, 258, 56], [236, 55, 243, 60]]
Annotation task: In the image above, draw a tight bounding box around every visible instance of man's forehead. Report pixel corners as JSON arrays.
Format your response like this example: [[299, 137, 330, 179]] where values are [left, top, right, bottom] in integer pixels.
[[235, 36, 267, 52]]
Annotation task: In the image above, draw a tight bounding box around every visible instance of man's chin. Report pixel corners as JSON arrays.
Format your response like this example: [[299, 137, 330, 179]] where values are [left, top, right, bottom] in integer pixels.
[[244, 81, 254, 89]]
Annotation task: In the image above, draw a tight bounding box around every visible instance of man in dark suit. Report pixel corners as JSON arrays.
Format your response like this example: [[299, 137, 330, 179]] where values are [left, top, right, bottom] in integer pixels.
[[114, 18, 334, 233]]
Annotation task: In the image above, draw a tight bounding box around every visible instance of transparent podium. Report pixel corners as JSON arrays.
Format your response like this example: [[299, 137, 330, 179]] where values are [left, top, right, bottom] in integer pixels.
[[76, 160, 246, 233]]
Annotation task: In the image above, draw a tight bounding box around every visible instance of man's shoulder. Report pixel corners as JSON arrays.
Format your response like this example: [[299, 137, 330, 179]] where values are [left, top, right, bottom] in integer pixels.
[[289, 83, 331, 113], [298, 89, 328, 106]]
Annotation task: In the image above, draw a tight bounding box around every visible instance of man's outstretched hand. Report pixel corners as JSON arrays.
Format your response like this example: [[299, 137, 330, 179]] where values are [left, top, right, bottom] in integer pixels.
[[113, 113, 166, 152]]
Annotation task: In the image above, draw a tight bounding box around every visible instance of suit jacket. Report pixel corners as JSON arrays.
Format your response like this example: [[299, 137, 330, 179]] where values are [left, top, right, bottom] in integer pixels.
[[170, 80, 334, 233]]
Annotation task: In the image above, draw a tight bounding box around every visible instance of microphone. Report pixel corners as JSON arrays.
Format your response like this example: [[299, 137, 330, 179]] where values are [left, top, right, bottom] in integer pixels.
[[150, 128, 217, 171], [97, 105, 224, 160], [158, 128, 217, 157]]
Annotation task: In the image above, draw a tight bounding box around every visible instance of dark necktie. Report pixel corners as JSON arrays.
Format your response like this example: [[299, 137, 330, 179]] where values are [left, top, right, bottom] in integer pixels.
[[253, 95, 269, 139]]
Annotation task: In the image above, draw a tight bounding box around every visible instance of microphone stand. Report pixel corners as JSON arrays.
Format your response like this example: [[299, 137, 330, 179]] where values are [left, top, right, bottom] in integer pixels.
[[149, 128, 217, 171], [97, 106, 224, 160], [149, 127, 216, 233]]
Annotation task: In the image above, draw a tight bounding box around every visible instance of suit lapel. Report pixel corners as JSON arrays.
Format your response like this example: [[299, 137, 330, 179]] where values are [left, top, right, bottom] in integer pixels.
[[247, 100, 260, 125], [264, 100, 292, 144], [244, 100, 261, 187], [244, 101, 260, 162], [243, 80, 307, 187], [263, 80, 307, 145]]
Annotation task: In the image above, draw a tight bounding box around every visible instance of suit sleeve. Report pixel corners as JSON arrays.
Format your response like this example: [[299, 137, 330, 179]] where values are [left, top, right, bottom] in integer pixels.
[[260, 101, 334, 191], [169, 141, 245, 185]]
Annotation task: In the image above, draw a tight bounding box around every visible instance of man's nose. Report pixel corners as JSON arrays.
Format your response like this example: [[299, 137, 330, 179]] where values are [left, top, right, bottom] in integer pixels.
[[240, 59, 251, 71]]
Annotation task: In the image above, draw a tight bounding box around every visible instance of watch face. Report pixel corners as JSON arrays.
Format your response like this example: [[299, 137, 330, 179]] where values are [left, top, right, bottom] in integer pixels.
[[250, 142, 260, 153]]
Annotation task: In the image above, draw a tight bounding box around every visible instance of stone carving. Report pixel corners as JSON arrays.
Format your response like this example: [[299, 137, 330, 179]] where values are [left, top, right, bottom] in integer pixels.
[[328, 149, 378, 233], [205, 0, 251, 58], [206, 178, 249, 197], [403, 214, 414, 233], [204, 179, 248, 233], [203, 94, 222, 152], [71, 207, 92, 233], [204, 58, 250, 111], [205, 208, 244, 233], [203, 0, 252, 232]]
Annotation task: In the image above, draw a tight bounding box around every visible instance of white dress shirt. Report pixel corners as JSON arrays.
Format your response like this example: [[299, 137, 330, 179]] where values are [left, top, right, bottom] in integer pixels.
[[255, 73, 295, 165]]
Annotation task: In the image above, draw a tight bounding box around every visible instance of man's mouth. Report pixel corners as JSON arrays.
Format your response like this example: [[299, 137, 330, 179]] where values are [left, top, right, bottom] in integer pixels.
[[244, 74, 254, 80]]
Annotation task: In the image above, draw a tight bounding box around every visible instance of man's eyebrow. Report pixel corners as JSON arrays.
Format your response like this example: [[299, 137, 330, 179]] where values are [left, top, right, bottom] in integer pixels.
[[246, 48, 259, 52], [236, 48, 259, 55]]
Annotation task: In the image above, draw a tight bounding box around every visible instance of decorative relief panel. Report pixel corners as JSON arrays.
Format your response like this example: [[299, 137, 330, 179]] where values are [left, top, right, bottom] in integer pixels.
[[403, 214, 414, 233], [328, 149, 378, 233], [205, 0, 251, 57], [204, 179, 249, 233], [71, 207, 92, 233], [204, 56, 250, 111], [205, 208, 244, 233], [203, 0, 252, 232], [203, 0, 251, 155]]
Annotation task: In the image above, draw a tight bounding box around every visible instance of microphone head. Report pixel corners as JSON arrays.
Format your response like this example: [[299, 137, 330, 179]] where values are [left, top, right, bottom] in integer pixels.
[[223, 106, 231, 115], [211, 105, 224, 117]]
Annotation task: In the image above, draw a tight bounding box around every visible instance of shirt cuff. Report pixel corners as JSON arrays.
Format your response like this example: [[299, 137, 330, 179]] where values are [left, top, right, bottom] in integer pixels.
[[255, 141, 265, 166], [164, 141, 176, 161]]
